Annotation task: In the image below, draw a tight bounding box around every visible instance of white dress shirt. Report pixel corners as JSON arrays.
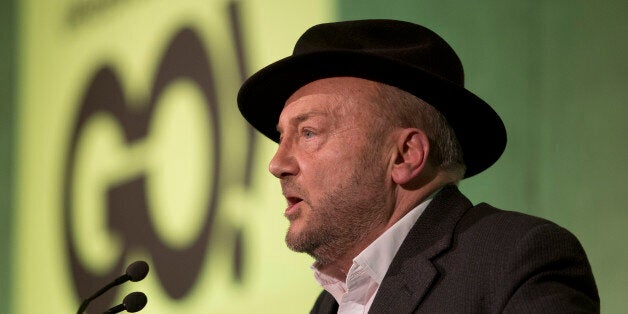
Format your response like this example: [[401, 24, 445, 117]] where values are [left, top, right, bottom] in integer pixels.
[[312, 197, 433, 313]]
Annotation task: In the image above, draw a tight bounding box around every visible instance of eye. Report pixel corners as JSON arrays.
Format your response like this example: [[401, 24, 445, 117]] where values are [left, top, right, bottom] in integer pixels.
[[302, 129, 315, 139]]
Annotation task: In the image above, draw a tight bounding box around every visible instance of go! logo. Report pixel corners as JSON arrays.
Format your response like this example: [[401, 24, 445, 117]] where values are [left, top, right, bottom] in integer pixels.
[[62, 17, 255, 310]]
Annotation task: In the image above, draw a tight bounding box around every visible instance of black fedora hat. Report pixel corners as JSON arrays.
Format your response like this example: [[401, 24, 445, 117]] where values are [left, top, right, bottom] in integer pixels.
[[238, 19, 506, 178]]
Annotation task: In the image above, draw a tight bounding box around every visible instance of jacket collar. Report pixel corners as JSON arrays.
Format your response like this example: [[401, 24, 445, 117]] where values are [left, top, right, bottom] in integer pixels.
[[368, 185, 473, 313]]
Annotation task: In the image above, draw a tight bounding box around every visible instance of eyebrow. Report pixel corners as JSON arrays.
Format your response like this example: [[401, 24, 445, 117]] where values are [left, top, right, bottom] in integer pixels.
[[276, 110, 329, 133]]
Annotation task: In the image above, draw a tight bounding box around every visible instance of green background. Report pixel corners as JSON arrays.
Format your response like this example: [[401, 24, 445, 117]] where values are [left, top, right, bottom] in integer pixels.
[[337, 1, 628, 312], [1, 0, 16, 311], [1, 0, 626, 313]]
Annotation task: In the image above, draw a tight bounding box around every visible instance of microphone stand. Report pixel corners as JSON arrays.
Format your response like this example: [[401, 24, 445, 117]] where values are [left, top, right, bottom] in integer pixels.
[[77, 275, 127, 314]]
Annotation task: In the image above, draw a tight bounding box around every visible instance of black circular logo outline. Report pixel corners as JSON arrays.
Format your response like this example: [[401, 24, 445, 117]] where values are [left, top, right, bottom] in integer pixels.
[[62, 27, 228, 309]]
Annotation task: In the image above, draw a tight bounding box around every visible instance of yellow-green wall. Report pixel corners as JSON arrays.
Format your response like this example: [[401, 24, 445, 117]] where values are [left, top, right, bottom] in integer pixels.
[[12, 0, 333, 313], [1, 0, 626, 313]]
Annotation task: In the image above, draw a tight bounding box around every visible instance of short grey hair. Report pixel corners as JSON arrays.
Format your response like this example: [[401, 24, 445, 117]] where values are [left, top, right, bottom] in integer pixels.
[[369, 82, 466, 180]]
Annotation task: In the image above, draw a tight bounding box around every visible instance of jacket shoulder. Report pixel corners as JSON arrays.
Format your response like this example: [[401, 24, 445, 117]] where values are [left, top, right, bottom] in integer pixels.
[[436, 202, 600, 312]]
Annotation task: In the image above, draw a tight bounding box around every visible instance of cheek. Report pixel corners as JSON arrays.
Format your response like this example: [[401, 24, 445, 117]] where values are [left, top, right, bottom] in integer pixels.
[[305, 155, 356, 188], [298, 159, 328, 188], [296, 138, 368, 192]]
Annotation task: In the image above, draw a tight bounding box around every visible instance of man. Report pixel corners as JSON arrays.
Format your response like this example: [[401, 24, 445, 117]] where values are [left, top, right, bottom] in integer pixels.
[[237, 19, 599, 313]]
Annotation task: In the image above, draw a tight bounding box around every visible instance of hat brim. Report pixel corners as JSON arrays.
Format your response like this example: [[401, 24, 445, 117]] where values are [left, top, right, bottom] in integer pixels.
[[237, 50, 506, 178]]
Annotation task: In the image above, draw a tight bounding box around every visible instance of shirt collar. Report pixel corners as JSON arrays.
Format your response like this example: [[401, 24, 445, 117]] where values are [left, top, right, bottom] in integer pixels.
[[352, 196, 433, 284], [312, 194, 435, 290]]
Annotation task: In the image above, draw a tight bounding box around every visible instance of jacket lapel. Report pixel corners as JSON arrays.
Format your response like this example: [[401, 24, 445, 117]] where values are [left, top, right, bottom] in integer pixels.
[[369, 185, 473, 313], [310, 291, 338, 314]]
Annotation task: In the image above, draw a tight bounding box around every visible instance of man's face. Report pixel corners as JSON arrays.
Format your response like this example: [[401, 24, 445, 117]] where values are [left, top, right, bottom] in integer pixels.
[[269, 77, 393, 265]]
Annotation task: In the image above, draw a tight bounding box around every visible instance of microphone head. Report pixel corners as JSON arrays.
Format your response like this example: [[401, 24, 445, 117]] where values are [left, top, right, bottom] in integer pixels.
[[126, 261, 149, 282], [123, 291, 147, 313]]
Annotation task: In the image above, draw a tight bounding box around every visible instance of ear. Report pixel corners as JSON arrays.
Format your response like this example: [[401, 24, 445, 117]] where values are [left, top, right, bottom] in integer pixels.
[[390, 129, 430, 185]]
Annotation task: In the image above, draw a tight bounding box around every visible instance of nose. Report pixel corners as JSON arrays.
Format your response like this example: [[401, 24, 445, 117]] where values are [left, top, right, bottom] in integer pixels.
[[269, 141, 299, 178]]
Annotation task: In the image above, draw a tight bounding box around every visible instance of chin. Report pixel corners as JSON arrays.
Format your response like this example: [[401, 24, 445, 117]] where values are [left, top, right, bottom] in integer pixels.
[[285, 225, 313, 253]]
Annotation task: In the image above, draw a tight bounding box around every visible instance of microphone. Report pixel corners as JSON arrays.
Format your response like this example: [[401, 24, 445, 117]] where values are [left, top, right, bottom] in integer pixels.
[[77, 261, 149, 314], [103, 291, 147, 313]]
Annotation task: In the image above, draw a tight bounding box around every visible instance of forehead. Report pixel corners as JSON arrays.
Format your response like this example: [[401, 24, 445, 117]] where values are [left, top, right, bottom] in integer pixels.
[[279, 77, 379, 122]]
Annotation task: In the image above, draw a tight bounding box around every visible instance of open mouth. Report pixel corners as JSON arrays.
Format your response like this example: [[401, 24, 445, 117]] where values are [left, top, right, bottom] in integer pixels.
[[285, 196, 304, 217], [286, 196, 303, 206]]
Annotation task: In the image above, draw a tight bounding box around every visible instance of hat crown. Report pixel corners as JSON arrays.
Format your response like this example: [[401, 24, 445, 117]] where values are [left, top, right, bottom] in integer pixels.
[[293, 19, 464, 86], [237, 19, 507, 178]]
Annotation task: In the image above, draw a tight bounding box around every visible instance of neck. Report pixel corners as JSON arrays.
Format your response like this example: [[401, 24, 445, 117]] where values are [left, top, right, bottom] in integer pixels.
[[312, 217, 390, 281], [314, 171, 454, 281]]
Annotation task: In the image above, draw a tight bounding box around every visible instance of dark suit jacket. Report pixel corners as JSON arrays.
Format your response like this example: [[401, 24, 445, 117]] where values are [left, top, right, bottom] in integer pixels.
[[310, 185, 599, 313]]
